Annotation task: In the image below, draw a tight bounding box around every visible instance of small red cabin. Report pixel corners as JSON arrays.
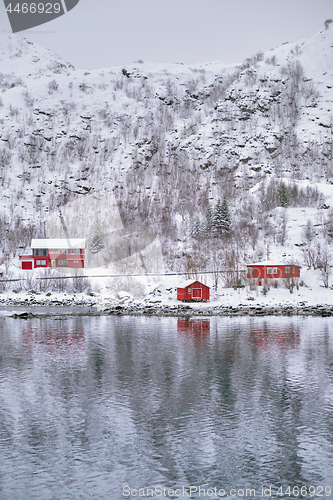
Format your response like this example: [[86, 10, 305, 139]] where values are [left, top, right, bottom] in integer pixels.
[[246, 262, 301, 286], [177, 280, 210, 301]]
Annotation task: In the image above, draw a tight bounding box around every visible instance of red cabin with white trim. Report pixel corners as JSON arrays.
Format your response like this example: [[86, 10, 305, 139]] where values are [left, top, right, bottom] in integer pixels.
[[19, 238, 86, 270], [246, 262, 301, 286], [177, 280, 210, 301]]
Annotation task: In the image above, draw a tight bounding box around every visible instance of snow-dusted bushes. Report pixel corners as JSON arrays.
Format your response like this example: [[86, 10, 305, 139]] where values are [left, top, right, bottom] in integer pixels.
[[0, 267, 94, 295], [48, 79, 58, 93], [0, 72, 23, 90], [317, 246, 332, 288], [0, 148, 12, 169], [259, 179, 324, 211], [69, 271, 91, 294], [302, 220, 316, 245]]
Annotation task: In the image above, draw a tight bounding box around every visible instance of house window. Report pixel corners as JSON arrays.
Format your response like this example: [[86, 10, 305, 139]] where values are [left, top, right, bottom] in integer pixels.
[[286, 267, 290, 274], [273, 267, 277, 274], [267, 267, 272, 274], [36, 260, 40, 265], [64, 260, 68, 266], [188, 289, 191, 294], [59, 260, 63, 265], [293, 267, 295, 273], [247, 267, 253, 274], [74, 260, 78, 263], [35, 249, 48, 256], [76, 249, 80, 254], [71, 249, 75, 254]]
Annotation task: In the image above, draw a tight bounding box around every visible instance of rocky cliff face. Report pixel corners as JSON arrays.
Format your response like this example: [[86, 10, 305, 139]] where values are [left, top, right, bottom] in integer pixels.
[[0, 28, 332, 270]]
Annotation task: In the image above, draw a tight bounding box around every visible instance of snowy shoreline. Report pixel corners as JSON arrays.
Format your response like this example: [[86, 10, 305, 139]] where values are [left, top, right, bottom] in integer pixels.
[[2, 293, 333, 317], [101, 302, 333, 317]]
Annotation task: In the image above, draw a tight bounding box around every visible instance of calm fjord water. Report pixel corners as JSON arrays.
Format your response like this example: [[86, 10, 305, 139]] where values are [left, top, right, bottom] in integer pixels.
[[0, 315, 332, 500]]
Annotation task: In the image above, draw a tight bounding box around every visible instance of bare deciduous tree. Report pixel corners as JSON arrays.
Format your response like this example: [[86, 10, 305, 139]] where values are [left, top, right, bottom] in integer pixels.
[[276, 210, 288, 246], [316, 245, 331, 288], [302, 219, 316, 245]]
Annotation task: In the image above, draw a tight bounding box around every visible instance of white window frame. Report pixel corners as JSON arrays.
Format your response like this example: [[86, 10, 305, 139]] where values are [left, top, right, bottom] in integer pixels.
[[192, 288, 202, 299]]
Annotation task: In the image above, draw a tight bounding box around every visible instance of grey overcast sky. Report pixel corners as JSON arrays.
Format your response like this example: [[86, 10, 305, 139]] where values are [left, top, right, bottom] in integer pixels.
[[1, 0, 332, 69]]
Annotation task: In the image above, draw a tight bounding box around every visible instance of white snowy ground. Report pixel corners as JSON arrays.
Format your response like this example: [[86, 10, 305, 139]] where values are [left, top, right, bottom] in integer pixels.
[[1, 266, 331, 312]]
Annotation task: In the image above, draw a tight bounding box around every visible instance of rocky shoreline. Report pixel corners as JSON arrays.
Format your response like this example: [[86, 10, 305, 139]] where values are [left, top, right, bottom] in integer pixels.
[[1, 294, 333, 317], [102, 303, 333, 317], [0, 294, 97, 308]]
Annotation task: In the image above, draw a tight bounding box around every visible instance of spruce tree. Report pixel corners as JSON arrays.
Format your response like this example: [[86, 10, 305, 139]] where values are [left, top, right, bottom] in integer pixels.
[[278, 183, 289, 207], [205, 206, 213, 236], [212, 198, 232, 237], [191, 218, 202, 239], [90, 220, 104, 254]]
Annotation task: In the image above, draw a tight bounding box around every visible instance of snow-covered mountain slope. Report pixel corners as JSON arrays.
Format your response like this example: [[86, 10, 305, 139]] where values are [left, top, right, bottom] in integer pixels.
[[0, 26, 333, 279], [0, 32, 74, 77]]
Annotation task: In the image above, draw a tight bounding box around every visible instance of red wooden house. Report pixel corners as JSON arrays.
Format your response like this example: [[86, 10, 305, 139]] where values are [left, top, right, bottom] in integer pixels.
[[246, 262, 301, 286], [19, 239, 86, 270], [177, 280, 210, 301]]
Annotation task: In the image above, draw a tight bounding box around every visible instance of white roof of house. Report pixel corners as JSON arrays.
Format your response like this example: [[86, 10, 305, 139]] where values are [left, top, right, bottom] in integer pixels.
[[177, 279, 208, 288], [247, 262, 300, 267], [31, 238, 86, 249]]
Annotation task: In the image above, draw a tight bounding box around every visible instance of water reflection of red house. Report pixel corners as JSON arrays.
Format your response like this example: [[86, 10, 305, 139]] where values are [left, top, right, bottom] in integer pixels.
[[177, 318, 210, 337], [250, 325, 301, 350], [21, 325, 86, 356]]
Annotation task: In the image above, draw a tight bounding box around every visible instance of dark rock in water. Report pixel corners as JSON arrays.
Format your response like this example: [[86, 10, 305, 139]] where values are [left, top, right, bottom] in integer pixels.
[[11, 312, 36, 319]]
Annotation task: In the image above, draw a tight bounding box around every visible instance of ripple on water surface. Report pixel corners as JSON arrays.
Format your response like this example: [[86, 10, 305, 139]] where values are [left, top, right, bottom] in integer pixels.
[[0, 315, 332, 499]]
